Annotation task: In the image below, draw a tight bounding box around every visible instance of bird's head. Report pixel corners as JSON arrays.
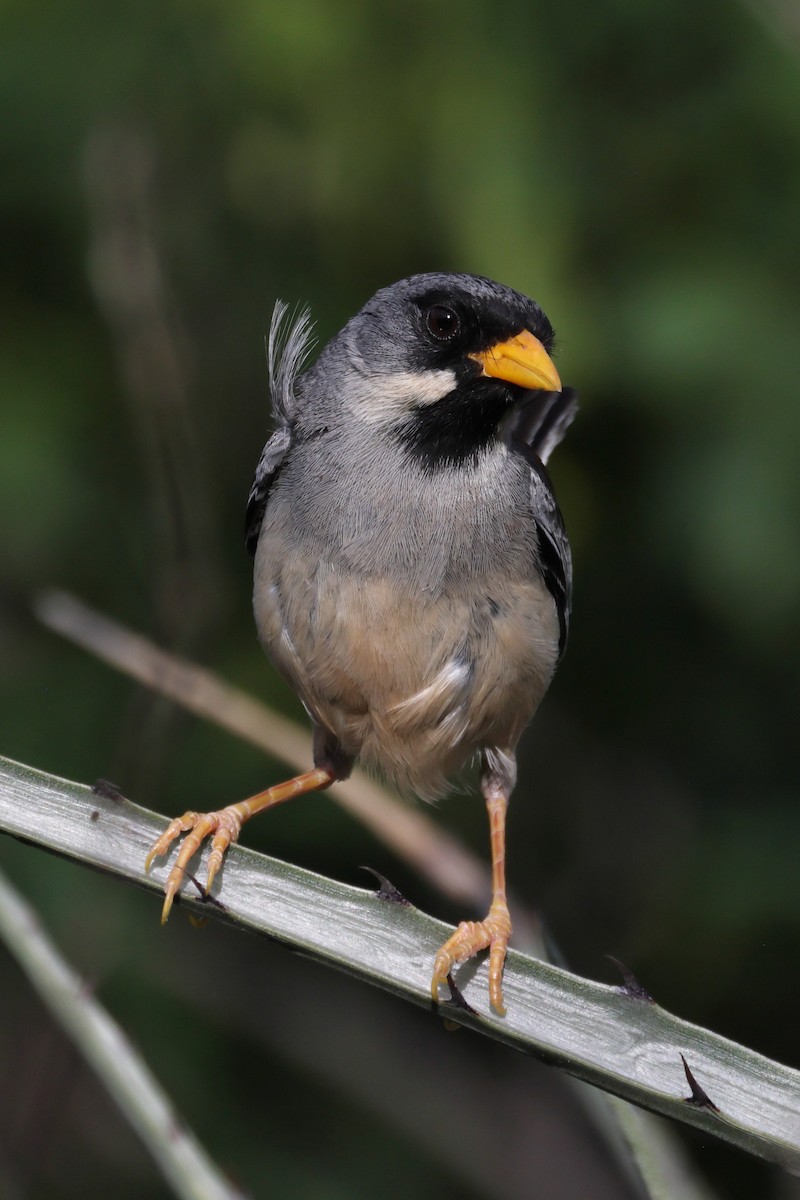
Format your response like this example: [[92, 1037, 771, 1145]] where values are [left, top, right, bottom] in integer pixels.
[[314, 272, 562, 467]]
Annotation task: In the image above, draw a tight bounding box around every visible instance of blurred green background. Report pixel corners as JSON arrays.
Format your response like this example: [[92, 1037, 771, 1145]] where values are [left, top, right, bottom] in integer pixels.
[[1, 1, 799, 1197]]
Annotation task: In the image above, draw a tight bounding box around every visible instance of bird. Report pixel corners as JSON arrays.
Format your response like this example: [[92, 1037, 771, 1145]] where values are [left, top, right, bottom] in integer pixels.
[[145, 272, 577, 1016]]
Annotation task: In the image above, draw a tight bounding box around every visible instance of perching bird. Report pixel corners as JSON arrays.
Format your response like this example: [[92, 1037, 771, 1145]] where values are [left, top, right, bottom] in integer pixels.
[[146, 272, 577, 1015]]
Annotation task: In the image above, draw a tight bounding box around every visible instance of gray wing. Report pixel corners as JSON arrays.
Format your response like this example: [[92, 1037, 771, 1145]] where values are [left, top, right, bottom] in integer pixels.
[[245, 301, 316, 555], [529, 461, 572, 659], [507, 387, 578, 659]]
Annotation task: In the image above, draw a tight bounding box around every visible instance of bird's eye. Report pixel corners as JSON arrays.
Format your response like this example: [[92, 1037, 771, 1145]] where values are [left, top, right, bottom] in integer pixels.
[[425, 305, 460, 341]]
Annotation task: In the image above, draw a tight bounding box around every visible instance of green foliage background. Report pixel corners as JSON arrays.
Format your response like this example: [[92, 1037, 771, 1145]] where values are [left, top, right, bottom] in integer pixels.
[[1, 2, 798, 1197]]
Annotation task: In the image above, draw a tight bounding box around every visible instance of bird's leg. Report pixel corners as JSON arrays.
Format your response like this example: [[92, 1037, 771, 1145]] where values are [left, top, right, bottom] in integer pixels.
[[431, 754, 514, 1015], [145, 763, 337, 924]]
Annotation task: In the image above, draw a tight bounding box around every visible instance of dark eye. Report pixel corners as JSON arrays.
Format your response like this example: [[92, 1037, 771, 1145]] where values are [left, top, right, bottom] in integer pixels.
[[425, 304, 460, 341]]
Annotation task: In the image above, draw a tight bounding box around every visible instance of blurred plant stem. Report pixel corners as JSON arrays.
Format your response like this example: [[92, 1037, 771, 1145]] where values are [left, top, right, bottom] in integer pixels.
[[83, 125, 221, 649], [82, 126, 228, 808], [0, 865, 244, 1200]]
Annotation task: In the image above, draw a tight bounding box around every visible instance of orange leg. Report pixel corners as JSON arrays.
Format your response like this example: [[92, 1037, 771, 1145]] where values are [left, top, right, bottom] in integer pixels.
[[145, 766, 335, 923], [431, 771, 511, 1016]]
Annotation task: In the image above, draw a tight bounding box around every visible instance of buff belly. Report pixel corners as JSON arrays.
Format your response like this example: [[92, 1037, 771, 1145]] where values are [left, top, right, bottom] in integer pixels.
[[253, 539, 559, 799]]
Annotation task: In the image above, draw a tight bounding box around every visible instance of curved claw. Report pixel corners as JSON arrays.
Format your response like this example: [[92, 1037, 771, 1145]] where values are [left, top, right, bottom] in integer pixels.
[[488, 934, 510, 1017], [431, 956, 452, 1006], [145, 812, 201, 873], [161, 877, 180, 924]]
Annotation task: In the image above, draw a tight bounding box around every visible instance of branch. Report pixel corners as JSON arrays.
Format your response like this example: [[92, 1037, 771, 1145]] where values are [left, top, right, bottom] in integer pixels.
[[1, 754, 798, 1171]]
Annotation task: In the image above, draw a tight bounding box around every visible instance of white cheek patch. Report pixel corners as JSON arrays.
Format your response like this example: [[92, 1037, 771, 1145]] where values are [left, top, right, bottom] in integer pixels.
[[345, 368, 457, 426]]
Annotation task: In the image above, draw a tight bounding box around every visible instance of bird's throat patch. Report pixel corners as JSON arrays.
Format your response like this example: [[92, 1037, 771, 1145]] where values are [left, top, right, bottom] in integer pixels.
[[399, 378, 514, 469]]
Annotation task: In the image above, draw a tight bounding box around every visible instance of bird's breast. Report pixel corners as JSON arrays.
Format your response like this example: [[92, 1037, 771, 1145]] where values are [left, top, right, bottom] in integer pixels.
[[274, 435, 539, 587]]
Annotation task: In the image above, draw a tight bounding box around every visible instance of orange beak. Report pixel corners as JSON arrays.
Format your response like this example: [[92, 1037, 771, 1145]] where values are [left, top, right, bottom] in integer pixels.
[[469, 329, 561, 392]]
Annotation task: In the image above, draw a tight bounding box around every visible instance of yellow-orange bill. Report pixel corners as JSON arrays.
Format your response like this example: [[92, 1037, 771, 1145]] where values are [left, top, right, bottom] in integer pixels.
[[470, 329, 561, 392]]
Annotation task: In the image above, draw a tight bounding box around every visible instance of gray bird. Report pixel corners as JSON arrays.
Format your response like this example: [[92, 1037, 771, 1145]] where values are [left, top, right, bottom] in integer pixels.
[[146, 272, 577, 1015]]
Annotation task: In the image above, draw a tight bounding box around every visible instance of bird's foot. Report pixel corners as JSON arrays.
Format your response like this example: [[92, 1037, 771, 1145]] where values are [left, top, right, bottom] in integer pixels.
[[145, 804, 245, 924], [431, 899, 511, 1016], [144, 766, 337, 924]]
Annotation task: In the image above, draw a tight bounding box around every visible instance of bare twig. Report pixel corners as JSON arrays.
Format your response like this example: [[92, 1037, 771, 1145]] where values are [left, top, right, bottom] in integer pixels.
[[82, 126, 218, 647]]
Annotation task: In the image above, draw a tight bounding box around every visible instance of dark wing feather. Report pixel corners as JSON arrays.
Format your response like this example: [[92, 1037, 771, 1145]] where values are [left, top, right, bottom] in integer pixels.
[[507, 387, 577, 659], [245, 424, 292, 555], [508, 387, 578, 466]]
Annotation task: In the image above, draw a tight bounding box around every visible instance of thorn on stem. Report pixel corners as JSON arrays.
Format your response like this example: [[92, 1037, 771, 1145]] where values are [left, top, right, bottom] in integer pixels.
[[186, 873, 226, 912], [438, 971, 479, 1026], [360, 866, 412, 907], [680, 1054, 720, 1113], [606, 955, 654, 1002]]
